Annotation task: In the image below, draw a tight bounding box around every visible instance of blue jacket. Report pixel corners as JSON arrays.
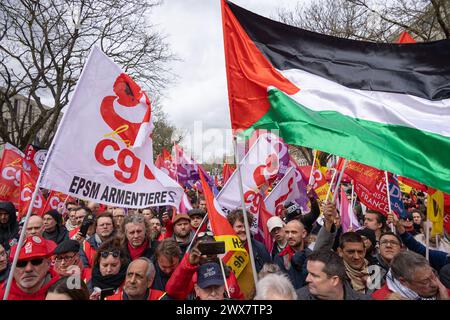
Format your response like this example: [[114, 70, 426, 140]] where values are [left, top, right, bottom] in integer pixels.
[[399, 232, 450, 272], [275, 247, 311, 289], [249, 238, 272, 273]]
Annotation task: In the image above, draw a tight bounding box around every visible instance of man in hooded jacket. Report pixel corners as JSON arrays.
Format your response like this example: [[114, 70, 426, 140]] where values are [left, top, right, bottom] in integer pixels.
[[0, 201, 19, 251]]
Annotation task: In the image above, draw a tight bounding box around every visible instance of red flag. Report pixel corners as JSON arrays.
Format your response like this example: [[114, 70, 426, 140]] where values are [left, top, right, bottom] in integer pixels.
[[18, 171, 45, 219], [40, 191, 70, 215], [398, 176, 427, 192], [222, 162, 235, 184], [397, 31, 416, 44], [0, 144, 24, 206], [199, 171, 249, 278]]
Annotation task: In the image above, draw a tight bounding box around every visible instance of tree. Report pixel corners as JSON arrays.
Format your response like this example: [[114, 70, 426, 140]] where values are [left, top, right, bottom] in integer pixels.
[[0, 0, 174, 150], [151, 97, 184, 160], [277, 0, 449, 41]]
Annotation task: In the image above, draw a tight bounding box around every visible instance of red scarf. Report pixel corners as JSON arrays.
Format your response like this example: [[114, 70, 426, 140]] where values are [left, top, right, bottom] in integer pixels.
[[128, 239, 148, 260], [278, 245, 295, 261]]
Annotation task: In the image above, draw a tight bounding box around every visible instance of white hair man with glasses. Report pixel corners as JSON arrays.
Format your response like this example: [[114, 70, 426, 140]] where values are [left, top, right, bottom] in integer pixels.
[[373, 250, 450, 300], [0, 235, 58, 300]]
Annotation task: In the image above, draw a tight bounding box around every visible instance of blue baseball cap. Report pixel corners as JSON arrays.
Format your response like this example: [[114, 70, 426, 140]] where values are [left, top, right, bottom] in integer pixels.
[[197, 262, 224, 289]]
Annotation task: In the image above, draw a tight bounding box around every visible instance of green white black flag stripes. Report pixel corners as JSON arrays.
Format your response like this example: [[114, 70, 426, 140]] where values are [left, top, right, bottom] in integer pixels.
[[221, 0, 450, 193]]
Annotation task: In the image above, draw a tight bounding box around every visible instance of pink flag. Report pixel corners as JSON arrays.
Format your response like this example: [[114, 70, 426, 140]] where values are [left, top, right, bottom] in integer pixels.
[[339, 186, 360, 232]]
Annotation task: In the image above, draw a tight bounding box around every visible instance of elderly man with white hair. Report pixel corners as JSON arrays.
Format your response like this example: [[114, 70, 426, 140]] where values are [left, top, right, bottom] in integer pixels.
[[254, 273, 297, 300], [106, 257, 168, 300]]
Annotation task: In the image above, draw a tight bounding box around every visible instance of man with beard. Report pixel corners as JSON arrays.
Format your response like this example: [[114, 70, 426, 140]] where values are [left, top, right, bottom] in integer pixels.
[[149, 217, 164, 241], [122, 214, 159, 261], [172, 214, 195, 256], [275, 219, 310, 289], [153, 238, 181, 291], [105, 257, 168, 300], [0, 201, 19, 251], [372, 251, 450, 300], [0, 235, 59, 300]]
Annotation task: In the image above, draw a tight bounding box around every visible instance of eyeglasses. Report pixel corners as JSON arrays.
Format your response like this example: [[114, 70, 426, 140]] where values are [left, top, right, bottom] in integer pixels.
[[198, 231, 214, 238], [17, 258, 44, 268], [409, 269, 438, 287], [100, 250, 120, 259], [380, 240, 401, 247], [55, 253, 77, 263]]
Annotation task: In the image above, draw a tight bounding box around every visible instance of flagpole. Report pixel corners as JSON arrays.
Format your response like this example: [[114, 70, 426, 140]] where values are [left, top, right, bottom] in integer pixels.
[[308, 149, 317, 185], [331, 159, 348, 203], [218, 258, 231, 298], [350, 181, 354, 229], [325, 168, 338, 203], [2, 50, 99, 301], [3, 174, 43, 300], [233, 136, 258, 287], [384, 171, 395, 232], [425, 219, 430, 261]]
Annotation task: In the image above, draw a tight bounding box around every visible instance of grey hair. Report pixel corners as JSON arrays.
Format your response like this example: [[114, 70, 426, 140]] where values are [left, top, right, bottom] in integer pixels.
[[390, 251, 430, 281], [127, 257, 156, 282], [122, 214, 150, 238], [254, 273, 297, 300]]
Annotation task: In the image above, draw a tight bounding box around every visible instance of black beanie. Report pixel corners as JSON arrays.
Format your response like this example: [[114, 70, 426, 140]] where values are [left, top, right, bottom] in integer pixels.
[[43, 209, 62, 225], [356, 228, 377, 248]]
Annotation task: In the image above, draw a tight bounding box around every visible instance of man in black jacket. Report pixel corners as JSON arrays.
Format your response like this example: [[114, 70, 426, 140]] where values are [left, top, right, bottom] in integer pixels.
[[296, 250, 372, 300], [0, 201, 19, 251]]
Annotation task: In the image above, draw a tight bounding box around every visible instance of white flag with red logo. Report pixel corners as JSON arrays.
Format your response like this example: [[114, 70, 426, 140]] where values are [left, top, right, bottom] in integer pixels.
[[40, 47, 183, 208], [264, 167, 300, 216], [216, 133, 284, 233], [19, 171, 45, 218]]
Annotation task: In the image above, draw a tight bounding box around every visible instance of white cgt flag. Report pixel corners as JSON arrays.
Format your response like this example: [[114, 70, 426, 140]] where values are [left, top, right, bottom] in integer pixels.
[[40, 47, 183, 208], [264, 167, 300, 217]]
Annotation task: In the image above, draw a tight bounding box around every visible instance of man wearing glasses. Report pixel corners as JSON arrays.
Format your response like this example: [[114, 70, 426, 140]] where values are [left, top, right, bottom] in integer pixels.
[[0, 235, 58, 300], [372, 251, 449, 300], [54, 239, 91, 284]]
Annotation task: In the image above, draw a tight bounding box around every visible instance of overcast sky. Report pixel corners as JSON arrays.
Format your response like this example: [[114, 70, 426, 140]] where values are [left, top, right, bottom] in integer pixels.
[[151, 0, 300, 162]]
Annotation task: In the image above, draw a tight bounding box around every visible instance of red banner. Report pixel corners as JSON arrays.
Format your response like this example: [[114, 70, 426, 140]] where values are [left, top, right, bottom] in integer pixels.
[[0, 144, 25, 206], [18, 171, 45, 219], [40, 191, 70, 215]]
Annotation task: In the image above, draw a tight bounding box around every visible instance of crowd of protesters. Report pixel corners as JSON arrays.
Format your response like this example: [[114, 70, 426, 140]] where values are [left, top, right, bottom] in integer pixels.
[[0, 184, 449, 301]]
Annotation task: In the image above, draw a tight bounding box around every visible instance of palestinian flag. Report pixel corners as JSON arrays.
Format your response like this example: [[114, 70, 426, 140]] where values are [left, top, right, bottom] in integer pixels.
[[221, 0, 450, 193]]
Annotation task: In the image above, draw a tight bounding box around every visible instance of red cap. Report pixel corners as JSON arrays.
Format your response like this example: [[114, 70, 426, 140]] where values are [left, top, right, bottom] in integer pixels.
[[9, 236, 56, 262]]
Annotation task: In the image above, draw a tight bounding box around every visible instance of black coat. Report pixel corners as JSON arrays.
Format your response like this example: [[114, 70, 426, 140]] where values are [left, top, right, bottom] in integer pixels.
[[296, 281, 373, 300], [0, 202, 19, 251], [275, 247, 311, 289], [152, 262, 172, 292], [249, 238, 272, 273]]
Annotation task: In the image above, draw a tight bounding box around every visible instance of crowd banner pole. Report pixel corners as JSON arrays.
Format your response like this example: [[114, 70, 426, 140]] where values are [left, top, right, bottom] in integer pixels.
[[325, 168, 338, 203], [233, 136, 258, 287], [219, 258, 231, 298], [331, 159, 348, 203], [308, 149, 317, 185], [384, 171, 395, 232], [2, 49, 91, 300], [425, 219, 430, 261]]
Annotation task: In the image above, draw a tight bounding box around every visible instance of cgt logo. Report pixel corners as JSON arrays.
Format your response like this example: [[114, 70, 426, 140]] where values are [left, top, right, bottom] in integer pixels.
[[94, 73, 155, 184], [48, 195, 65, 211], [21, 184, 43, 209], [1, 166, 21, 187]]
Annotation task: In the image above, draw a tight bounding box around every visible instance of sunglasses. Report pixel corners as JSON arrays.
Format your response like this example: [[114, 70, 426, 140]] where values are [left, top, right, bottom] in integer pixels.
[[17, 258, 44, 268], [100, 250, 120, 259]]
